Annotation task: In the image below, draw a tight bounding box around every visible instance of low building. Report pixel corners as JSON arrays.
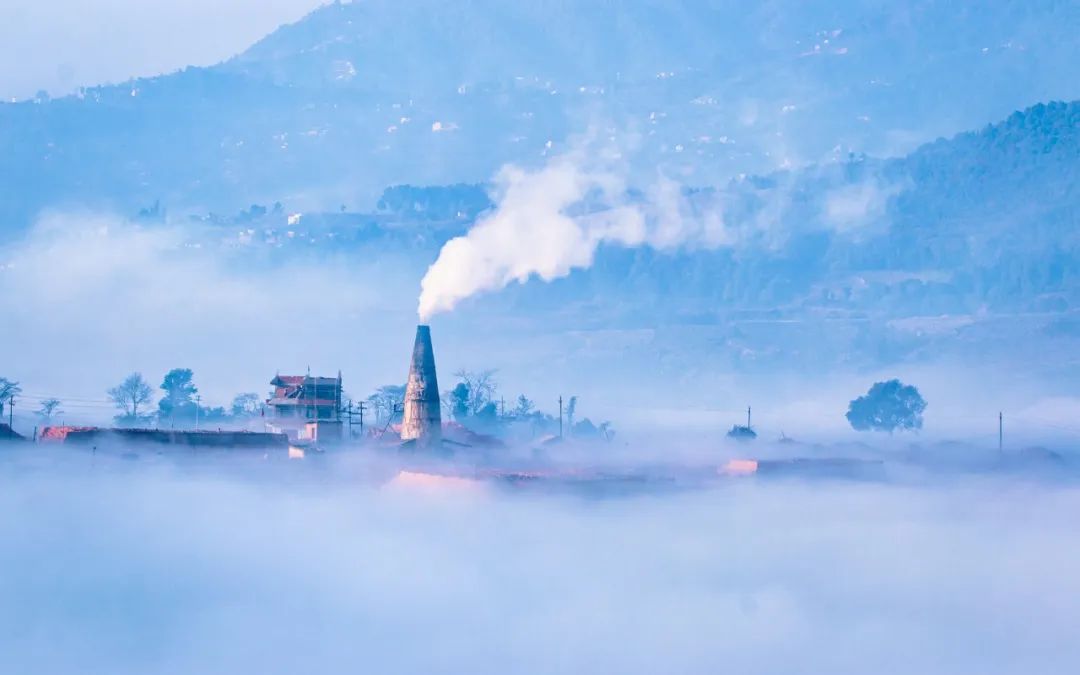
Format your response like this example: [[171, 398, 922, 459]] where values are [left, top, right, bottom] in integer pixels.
[[41, 427, 290, 452], [268, 373, 343, 421], [0, 423, 25, 442], [266, 373, 344, 443]]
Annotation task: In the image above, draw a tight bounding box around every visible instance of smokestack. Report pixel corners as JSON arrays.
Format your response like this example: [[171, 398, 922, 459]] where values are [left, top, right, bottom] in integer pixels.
[[401, 325, 442, 445]]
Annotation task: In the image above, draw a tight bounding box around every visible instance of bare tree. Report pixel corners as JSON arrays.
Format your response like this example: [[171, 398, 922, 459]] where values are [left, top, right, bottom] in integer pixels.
[[107, 373, 153, 423], [367, 384, 406, 425], [452, 369, 498, 415], [566, 396, 578, 430], [37, 398, 62, 422], [230, 392, 261, 418]]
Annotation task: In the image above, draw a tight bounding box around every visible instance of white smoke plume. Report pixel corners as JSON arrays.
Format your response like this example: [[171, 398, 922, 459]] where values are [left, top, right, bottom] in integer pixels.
[[417, 148, 730, 319]]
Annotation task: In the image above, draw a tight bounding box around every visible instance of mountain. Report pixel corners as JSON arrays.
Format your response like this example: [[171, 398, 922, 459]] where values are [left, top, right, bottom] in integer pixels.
[[464, 100, 1080, 379], [547, 101, 1080, 311], [2, 0, 1079, 233], [142, 99, 1077, 335]]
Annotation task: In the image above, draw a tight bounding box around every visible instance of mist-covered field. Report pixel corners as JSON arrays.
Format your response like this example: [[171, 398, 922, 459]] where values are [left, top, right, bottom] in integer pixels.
[[2, 447, 1078, 675], [2, 2, 1078, 672]]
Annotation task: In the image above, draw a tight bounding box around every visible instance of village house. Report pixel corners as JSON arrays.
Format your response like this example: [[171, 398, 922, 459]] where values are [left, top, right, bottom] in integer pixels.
[[266, 373, 344, 443]]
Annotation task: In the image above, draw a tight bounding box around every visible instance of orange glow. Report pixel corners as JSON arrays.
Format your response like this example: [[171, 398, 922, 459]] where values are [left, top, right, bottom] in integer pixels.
[[38, 426, 97, 442], [720, 459, 759, 476], [388, 471, 481, 491]]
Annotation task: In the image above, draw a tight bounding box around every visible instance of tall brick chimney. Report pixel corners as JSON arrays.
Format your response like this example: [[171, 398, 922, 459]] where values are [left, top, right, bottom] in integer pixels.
[[401, 325, 442, 445]]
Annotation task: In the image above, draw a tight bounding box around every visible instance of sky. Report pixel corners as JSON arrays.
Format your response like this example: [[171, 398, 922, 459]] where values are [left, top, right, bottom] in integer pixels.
[[0, 0, 323, 100]]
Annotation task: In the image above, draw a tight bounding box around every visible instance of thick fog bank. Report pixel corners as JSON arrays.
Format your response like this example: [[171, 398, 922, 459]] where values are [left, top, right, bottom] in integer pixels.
[[1, 453, 1077, 674]]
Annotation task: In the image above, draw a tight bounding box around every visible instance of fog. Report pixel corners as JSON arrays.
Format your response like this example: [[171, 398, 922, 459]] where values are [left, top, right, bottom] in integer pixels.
[[418, 143, 731, 319], [0, 0, 322, 100], [3, 211, 1078, 442], [1, 448, 1078, 674], [0, 212, 420, 418], [1, 2, 1077, 672], [417, 141, 907, 319]]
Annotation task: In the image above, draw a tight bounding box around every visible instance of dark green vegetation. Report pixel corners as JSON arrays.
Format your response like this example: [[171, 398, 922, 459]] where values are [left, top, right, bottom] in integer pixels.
[[847, 380, 927, 433]]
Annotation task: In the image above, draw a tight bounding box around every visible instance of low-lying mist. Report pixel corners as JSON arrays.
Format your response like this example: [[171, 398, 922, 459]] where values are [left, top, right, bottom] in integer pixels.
[[1, 447, 1078, 675], [0, 212, 423, 416], [2, 210, 1077, 439]]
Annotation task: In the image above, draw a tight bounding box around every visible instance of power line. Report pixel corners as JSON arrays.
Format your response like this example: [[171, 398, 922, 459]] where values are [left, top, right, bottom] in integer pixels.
[[18, 392, 115, 404]]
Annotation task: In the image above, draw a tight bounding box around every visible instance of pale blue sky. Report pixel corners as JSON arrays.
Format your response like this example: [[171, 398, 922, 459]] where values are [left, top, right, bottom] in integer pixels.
[[0, 0, 323, 100]]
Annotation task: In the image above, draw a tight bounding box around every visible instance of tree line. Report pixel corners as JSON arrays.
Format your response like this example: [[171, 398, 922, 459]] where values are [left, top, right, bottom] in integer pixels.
[[104, 370, 261, 427], [1, 370, 928, 438], [364, 369, 614, 441]]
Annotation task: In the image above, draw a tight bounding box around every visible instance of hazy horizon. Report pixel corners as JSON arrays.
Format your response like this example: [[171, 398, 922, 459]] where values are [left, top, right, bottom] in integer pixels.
[[1, 4, 1078, 673], [0, 0, 323, 100]]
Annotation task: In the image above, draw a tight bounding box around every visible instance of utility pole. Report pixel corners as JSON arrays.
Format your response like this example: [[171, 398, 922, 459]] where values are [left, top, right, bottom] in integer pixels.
[[358, 401, 365, 436], [999, 412, 1003, 453], [747, 405, 752, 429], [559, 395, 563, 438], [194, 395, 201, 431]]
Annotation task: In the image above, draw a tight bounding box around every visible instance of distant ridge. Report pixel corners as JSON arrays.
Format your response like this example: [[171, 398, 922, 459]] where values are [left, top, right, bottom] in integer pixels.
[[0, 0, 1078, 230]]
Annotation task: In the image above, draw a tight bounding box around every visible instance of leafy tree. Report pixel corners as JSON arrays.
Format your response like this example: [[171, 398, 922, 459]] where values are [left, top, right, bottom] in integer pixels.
[[462, 401, 500, 434], [572, 418, 598, 438], [108, 373, 154, 424], [513, 394, 535, 417], [230, 393, 262, 418], [571, 417, 616, 441], [201, 406, 229, 423], [522, 411, 560, 437], [376, 184, 493, 221], [475, 402, 498, 424], [449, 382, 471, 421], [0, 377, 20, 410], [37, 398, 62, 422], [158, 368, 198, 422], [846, 379, 927, 433], [452, 369, 498, 416], [236, 204, 268, 223]]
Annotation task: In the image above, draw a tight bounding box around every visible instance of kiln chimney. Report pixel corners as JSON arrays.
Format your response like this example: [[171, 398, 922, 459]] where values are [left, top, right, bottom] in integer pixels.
[[401, 325, 442, 445]]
